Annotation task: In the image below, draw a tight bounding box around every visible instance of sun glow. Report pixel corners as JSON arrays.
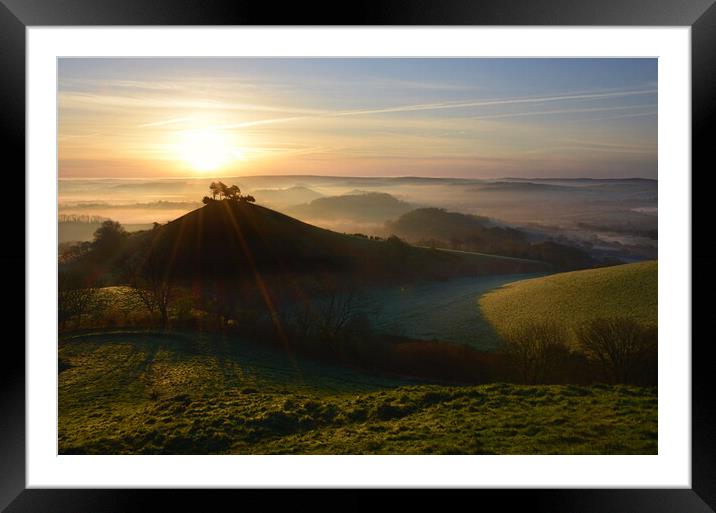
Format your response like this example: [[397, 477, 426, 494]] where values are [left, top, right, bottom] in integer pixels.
[[178, 128, 243, 172]]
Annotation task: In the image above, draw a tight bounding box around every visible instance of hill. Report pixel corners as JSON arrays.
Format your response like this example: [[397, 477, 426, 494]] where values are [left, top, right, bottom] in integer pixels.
[[473, 181, 572, 193], [150, 201, 545, 283], [479, 261, 657, 340], [249, 185, 323, 209], [386, 208, 595, 270], [286, 192, 413, 223], [386, 207, 495, 241], [65, 200, 551, 303]]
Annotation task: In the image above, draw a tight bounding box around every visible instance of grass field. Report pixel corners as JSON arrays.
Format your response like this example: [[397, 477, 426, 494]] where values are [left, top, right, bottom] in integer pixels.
[[59, 331, 657, 455], [364, 273, 547, 350], [478, 261, 657, 342]]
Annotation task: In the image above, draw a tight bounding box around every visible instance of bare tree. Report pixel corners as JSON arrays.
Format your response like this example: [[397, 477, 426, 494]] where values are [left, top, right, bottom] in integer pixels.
[[123, 249, 177, 330], [577, 317, 657, 384], [292, 282, 361, 342], [315, 287, 358, 340], [500, 321, 570, 384], [58, 272, 100, 330]]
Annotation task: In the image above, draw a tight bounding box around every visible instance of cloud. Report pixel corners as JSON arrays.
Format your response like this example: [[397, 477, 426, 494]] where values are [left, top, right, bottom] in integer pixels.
[[471, 104, 657, 121], [571, 111, 658, 124], [212, 88, 657, 133], [138, 117, 195, 128], [330, 89, 657, 117], [214, 117, 306, 130]]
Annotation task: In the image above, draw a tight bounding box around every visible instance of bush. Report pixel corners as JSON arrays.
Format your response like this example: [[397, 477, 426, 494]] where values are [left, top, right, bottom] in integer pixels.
[[577, 317, 657, 385], [499, 321, 571, 384], [58, 271, 102, 330]]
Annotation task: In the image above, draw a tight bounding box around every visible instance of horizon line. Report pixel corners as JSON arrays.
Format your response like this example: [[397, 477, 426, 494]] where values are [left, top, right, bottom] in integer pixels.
[[57, 174, 658, 182]]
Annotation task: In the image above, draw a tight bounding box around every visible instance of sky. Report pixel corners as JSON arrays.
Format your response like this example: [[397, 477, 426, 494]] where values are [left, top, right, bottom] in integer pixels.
[[58, 58, 657, 179]]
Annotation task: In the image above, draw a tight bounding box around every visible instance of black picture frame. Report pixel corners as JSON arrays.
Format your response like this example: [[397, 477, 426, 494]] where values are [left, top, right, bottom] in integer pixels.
[[1, 1, 712, 511]]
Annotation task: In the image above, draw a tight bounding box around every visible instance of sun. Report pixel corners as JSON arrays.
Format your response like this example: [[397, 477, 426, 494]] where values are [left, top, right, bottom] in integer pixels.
[[178, 128, 243, 172]]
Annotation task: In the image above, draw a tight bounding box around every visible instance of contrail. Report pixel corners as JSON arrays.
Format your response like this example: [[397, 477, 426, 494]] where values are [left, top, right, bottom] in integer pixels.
[[331, 89, 657, 117], [215, 88, 657, 131]]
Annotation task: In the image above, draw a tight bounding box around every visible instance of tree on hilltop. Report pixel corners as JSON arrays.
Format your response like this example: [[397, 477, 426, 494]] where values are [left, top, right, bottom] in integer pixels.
[[203, 183, 256, 203], [226, 184, 241, 200], [209, 181, 221, 200]]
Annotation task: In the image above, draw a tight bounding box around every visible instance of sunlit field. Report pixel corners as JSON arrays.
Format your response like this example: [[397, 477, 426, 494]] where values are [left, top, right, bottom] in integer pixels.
[[479, 261, 657, 342]]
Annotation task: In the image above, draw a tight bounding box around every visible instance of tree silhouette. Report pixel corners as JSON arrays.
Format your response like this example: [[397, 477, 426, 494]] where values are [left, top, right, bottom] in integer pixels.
[[226, 185, 241, 200], [577, 317, 656, 384], [209, 181, 220, 200], [123, 243, 177, 330], [92, 220, 127, 259], [500, 321, 570, 384], [204, 183, 256, 203], [217, 181, 229, 199]]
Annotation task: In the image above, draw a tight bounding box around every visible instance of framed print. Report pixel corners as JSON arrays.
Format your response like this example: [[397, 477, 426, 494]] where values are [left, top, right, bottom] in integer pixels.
[[2, 0, 713, 511]]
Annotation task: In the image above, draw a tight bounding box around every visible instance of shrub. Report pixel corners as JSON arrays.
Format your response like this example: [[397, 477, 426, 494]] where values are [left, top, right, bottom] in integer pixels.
[[58, 271, 102, 330], [577, 317, 657, 385], [499, 321, 571, 384]]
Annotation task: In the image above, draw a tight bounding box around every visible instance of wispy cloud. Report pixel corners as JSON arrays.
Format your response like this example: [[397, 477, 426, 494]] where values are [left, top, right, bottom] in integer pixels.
[[330, 89, 657, 117], [472, 104, 657, 121], [572, 111, 658, 124], [60, 92, 326, 116], [211, 89, 657, 133], [139, 117, 195, 128], [558, 138, 656, 151], [214, 116, 306, 130], [58, 132, 101, 141]]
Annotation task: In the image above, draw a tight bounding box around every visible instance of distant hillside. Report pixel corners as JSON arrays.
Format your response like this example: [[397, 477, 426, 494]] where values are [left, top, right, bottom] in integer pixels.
[[58, 216, 151, 243], [473, 182, 571, 193], [250, 186, 323, 208], [386, 208, 494, 241], [387, 208, 595, 270], [479, 261, 657, 341], [287, 192, 413, 223], [470, 179, 657, 202]]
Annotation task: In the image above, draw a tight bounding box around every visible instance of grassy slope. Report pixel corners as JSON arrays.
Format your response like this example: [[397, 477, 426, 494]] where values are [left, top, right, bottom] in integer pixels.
[[479, 261, 657, 340], [364, 273, 548, 350], [59, 332, 656, 455]]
